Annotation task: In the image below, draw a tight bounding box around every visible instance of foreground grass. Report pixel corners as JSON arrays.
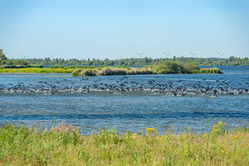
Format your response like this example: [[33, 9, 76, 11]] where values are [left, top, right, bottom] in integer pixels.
[[0, 122, 248, 165]]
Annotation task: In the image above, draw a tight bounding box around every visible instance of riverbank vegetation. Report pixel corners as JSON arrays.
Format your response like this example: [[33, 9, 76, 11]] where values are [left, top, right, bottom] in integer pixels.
[[0, 61, 221, 75], [71, 66, 153, 76], [72, 61, 221, 76], [0, 122, 248, 165]]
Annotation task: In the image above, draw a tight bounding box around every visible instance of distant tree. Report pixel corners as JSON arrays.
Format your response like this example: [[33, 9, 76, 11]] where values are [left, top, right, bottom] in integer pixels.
[[0, 49, 8, 62]]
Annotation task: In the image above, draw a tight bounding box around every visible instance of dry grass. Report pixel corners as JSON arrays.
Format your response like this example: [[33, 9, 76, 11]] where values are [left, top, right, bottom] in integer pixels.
[[72, 67, 154, 76]]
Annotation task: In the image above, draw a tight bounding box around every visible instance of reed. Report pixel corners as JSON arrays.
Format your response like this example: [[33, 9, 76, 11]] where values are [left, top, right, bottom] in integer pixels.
[[0, 122, 248, 165], [73, 67, 154, 76]]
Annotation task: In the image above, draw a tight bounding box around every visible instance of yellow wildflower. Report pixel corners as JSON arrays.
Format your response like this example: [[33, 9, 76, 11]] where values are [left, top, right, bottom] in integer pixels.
[[75, 132, 80, 135], [187, 127, 191, 130], [218, 122, 222, 125], [86, 147, 88, 150], [224, 123, 227, 125], [206, 134, 209, 136], [213, 129, 219, 132], [146, 128, 156, 131], [132, 133, 137, 138], [73, 158, 76, 160], [234, 136, 238, 139], [213, 125, 218, 128]]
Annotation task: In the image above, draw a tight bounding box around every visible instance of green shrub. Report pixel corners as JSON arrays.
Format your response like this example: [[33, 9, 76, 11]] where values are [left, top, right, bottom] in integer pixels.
[[72, 69, 82, 77], [156, 61, 185, 74], [184, 62, 199, 73], [83, 69, 97, 76]]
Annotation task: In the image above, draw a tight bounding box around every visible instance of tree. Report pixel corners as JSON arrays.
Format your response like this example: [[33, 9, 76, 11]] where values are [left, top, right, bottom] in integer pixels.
[[0, 49, 8, 62]]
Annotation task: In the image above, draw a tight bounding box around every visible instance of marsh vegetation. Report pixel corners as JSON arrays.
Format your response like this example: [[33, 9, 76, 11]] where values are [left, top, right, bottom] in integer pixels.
[[0, 61, 221, 76], [72, 61, 221, 76]]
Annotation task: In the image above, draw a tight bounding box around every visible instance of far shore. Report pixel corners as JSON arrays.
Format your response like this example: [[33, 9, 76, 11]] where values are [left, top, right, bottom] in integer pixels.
[[0, 61, 222, 76]]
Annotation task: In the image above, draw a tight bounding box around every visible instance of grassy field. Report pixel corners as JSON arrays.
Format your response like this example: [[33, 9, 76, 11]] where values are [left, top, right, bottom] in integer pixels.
[[0, 122, 248, 165]]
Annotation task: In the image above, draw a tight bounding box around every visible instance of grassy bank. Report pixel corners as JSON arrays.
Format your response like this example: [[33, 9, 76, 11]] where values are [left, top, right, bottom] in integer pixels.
[[0, 122, 248, 165]]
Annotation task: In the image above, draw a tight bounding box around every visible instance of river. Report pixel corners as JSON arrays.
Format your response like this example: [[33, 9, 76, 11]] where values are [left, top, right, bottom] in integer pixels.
[[0, 66, 248, 134]]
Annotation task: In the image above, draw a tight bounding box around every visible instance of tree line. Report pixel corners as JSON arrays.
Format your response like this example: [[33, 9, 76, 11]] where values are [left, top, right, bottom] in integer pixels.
[[1, 49, 248, 67], [25, 56, 249, 66], [0, 49, 29, 66]]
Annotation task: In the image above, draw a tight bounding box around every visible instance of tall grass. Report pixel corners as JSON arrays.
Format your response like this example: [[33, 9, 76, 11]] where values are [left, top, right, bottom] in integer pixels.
[[0, 122, 248, 165], [72, 67, 154, 76]]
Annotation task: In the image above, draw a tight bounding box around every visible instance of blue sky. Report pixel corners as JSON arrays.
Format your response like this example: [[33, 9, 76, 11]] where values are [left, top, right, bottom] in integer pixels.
[[0, 0, 249, 60]]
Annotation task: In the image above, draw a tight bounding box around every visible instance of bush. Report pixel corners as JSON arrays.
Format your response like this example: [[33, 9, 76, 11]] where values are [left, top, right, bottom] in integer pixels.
[[83, 69, 97, 76], [72, 69, 82, 77], [184, 62, 199, 73], [156, 61, 185, 74]]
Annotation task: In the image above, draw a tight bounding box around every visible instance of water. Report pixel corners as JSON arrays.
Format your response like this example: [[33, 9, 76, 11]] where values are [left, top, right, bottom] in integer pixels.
[[0, 66, 248, 134]]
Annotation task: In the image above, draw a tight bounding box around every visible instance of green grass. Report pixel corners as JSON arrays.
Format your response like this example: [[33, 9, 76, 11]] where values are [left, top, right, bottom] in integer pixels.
[[0, 122, 248, 165], [194, 67, 221, 74]]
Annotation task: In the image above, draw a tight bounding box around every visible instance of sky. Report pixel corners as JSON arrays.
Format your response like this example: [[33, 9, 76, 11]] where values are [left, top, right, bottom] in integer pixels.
[[0, 0, 249, 60]]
